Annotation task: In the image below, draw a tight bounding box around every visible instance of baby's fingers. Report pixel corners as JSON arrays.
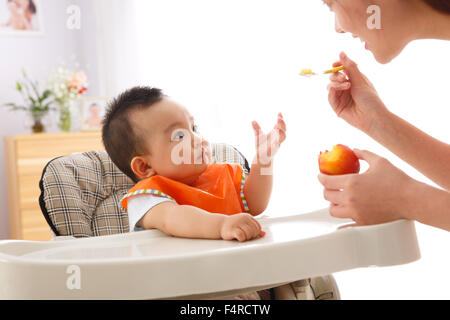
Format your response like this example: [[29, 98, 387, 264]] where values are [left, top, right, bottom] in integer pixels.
[[274, 114, 287, 141], [238, 223, 255, 242], [277, 112, 284, 121], [277, 128, 286, 144], [249, 217, 262, 236], [275, 113, 286, 131], [232, 227, 247, 242], [252, 121, 262, 136], [274, 122, 286, 140]]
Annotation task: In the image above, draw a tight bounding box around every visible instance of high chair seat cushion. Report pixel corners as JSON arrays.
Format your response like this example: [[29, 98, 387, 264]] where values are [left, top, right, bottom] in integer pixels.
[[39, 143, 250, 238]]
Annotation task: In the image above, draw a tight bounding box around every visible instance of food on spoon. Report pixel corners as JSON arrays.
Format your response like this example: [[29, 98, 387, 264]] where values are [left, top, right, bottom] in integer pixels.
[[319, 144, 360, 175], [299, 68, 315, 75]]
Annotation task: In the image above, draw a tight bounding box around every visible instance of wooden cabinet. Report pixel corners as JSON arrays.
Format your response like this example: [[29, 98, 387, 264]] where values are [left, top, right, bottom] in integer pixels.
[[5, 132, 104, 240]]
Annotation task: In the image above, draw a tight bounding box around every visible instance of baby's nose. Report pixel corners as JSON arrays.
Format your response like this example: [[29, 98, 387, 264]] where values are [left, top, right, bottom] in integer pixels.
[[192, 134, 203, 148]]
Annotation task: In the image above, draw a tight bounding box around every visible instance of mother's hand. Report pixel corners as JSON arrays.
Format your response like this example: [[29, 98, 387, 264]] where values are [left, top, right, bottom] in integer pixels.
[[318, 149, 413, 226], [328, 52, 389, 135]]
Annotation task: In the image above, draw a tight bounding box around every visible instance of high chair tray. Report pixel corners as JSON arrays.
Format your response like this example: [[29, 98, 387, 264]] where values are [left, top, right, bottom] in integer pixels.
[[0, 208, 420, 299]]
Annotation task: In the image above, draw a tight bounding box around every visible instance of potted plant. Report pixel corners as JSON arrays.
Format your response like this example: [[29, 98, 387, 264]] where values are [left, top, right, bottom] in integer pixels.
[[2, 69, 53, 133]]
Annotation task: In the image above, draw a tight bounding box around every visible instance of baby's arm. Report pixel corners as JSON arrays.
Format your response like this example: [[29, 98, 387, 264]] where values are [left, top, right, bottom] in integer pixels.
[[244, 163, 274, 216], [244, 113, 286, 215], [137, 202, 263, 242]]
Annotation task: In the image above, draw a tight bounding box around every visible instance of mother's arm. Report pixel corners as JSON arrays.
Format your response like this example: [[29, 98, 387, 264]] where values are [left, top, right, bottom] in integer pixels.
[[328, 52, 450, 191], [369, 111, 450, 191]]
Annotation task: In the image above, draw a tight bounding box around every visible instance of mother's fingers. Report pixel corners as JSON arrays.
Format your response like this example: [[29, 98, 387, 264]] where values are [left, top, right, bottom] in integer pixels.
[[329, 72, 347, 82], [329, 204, 350, 219], [323, 189, 345, 204], [328, 87, 346, 115], [318, 173, 350, 190], [327, 81, 351, 91], [328, 87, 338, 106], [353, 149, 382, 164]]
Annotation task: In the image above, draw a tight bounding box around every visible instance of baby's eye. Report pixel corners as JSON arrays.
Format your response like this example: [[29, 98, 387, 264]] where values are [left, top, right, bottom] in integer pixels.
[[172, 130, 185, 141], [192, 124, 199, 133]]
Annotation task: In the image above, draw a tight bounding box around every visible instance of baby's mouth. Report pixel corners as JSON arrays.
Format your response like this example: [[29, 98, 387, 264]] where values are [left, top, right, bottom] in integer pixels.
[[194, 148, 207, 164], [203, 148, 211, 164]]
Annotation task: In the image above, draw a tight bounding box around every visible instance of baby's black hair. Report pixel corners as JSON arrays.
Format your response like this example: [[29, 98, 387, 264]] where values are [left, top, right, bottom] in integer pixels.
[[102, 86, 165, 182]]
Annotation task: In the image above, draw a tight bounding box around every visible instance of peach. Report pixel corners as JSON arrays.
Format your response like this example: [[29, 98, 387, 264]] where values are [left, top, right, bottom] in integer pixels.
[[319, 144, 360, 175]]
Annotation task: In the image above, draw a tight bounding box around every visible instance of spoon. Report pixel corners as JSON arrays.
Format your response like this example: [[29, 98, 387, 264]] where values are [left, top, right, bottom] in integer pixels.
[[299, 66, 345, 77]]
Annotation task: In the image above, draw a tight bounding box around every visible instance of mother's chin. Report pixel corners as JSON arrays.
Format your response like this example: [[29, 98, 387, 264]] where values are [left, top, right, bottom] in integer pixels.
[[372, 51, 396, 65], [370, 40, 411, 65]]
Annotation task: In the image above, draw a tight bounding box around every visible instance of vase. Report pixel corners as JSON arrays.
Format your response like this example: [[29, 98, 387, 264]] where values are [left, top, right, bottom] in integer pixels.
[[25, 111, 47, 134], [58, 100, 74, 132], [32, 117, 45, 133]]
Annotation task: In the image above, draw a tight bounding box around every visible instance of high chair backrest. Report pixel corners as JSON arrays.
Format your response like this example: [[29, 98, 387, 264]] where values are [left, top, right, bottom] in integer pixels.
[[39, 143, 250, 238]]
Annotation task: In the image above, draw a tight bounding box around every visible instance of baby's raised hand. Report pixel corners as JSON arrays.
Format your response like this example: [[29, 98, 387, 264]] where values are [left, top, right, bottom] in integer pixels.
[[220, 213, 264, 242], [252, 113, 286, 166]]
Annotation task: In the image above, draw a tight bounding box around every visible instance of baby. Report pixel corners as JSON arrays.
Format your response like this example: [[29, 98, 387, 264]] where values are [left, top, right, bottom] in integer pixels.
[[102, 86, 286, 242], [2, 0, 30, 30]]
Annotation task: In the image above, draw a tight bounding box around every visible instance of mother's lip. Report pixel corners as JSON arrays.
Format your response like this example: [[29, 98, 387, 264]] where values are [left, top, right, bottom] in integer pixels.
[[352, 34, 364, 42]]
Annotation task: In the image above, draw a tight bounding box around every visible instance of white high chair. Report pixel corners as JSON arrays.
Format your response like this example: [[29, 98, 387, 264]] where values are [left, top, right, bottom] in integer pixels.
[[0, 144, 420, 299]]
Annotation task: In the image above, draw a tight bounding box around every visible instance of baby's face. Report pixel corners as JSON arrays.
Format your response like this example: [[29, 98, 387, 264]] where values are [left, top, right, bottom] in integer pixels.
[[8, 1, 19, 13], [17, 0, 29, 10], [130, 99, 212, 185]]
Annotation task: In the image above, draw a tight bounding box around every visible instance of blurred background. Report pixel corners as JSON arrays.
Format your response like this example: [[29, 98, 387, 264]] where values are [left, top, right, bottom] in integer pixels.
[[0, 0, 449, 299]]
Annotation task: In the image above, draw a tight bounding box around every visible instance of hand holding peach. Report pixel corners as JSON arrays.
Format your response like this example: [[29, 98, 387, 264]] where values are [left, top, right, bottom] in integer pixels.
[[318, 149, 413, 226]]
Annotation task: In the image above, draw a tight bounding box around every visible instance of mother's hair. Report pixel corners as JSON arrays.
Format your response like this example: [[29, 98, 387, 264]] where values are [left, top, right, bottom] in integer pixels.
[[423, 0, 450, 14]]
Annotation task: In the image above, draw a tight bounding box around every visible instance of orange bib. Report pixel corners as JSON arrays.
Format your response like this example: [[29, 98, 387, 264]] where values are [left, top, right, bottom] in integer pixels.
[[121, 163, 249, 215]]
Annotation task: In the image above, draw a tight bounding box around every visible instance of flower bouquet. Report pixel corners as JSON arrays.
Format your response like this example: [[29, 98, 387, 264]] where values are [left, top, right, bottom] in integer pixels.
[[48, 67, 88, 131]]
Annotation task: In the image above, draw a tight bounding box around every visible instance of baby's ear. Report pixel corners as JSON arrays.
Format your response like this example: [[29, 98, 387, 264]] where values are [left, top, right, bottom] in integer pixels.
[[130, 156, 156, 179]]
